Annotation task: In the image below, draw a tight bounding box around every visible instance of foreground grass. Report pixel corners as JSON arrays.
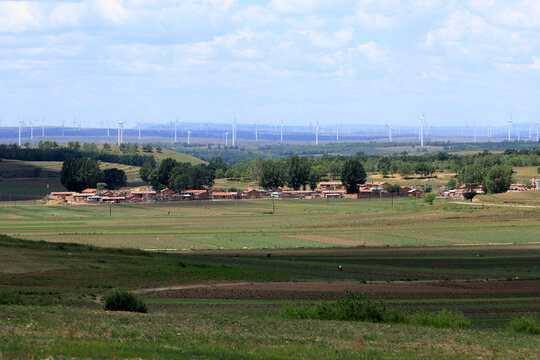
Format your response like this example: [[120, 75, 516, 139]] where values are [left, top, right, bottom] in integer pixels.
[[1, 305, 539, 360]]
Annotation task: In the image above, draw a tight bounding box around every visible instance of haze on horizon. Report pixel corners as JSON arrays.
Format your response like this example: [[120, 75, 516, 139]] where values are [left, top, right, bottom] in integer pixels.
[[1, 0, 539, 128]]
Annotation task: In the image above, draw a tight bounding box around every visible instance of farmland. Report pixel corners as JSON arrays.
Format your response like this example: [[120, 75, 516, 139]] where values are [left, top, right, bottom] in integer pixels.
[[0, 232, 539, 359], [0, 197, 538, 250], [1, 181, 539, 358]]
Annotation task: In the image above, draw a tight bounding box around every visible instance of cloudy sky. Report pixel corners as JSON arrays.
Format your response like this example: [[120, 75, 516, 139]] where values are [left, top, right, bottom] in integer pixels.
[[1, 0, 539, 127]]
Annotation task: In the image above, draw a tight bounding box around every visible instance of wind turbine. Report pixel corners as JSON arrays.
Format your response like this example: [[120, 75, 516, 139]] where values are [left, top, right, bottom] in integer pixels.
[[508, 114, 512, 141], [315, 119, 319, 145], [18, 119, 23, 146], [529, 125, 532, 140], [517, 124, 520, 141], [225, 131, 229, 147], [187, 130, 192, 145], [174, 119, 178, 143], [473, 124, 477, 143], [537, 117, 540, 142], [232, 118, 237, 147], [336, 124, 339, 143], [30, 121, 34, 140], [280, 121, 283, 144], [255, 123, 258, 141], [420, 114, 425, 147], [138, 121, 142, 141], [386, 122, 392, 142], [117, 120, 123, 145]]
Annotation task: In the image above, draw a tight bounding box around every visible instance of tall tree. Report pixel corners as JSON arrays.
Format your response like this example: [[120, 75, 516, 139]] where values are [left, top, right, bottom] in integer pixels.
[[341, 158, 366, 194], [103, 168, 127, 190], [286, 155, 310, 190], [139, 161, 154, 183], [60, 157, 103, 192], [483, 165, 512, 194]]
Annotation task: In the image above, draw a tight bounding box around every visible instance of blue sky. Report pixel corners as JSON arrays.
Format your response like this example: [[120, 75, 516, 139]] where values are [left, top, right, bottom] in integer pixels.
[[1, 0, 539, 127]]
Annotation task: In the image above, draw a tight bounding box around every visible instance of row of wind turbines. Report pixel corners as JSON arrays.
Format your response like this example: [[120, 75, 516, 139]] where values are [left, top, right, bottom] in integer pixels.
[[11, 115, 540, 147]]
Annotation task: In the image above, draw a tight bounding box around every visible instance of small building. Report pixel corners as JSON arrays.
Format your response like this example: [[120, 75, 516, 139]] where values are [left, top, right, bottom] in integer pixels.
[[48, 192, 75, 201], [101, 196, 126, 203], [408, 189, 424, 198], [509, 183, 528, 192], [365, 181, 391, 191], [160, 188, 176, 199], [319, 182, 343, 191], [182, 190, 211, 200], [82, 188, 97, 194], [212, 191, 236, 200]]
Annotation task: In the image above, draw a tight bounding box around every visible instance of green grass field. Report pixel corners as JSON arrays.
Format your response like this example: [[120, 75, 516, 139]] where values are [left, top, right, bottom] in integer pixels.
[[0, 198, 538, 250], [0, 235, 539, 359]]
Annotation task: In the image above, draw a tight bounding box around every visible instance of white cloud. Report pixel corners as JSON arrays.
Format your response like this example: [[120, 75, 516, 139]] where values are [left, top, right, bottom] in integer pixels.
[[307, 28, 354, 48], [0, 2, 42, 33]]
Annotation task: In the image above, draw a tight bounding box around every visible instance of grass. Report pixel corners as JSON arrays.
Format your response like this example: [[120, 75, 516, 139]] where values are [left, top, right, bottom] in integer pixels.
[[0, 197, 538, 250], [509, 315, 540, 335], [0, 234, 539, 358]]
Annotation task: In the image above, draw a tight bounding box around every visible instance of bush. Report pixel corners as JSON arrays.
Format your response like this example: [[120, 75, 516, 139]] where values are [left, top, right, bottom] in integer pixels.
[[0, 289, 24, 305], [103, 289, 147, 313], [281, 290, 405, 323], [509, 315, 540, 335], [407, 309, 471, 329], [424, 193, 436, 205]]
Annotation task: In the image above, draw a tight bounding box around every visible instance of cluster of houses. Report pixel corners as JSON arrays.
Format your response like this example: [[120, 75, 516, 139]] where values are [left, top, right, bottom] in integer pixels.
[[46, 181, 428, 204], [440, 178, 539, 199]]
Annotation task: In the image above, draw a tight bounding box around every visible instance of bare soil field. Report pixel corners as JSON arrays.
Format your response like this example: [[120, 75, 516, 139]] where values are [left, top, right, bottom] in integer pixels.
[[142, 279, 540, 301]]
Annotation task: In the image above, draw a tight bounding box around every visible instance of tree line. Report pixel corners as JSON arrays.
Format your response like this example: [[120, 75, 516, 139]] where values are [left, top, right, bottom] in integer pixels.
[[0, 143, 156, 167], [60, 158, 127, 192]]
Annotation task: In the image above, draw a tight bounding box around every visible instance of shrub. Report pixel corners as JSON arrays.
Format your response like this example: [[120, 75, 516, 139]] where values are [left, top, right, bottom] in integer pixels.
[[509, 315, 540, 335], [281, 290, 405, 323], [424, 193, 436, 205], [103, 289, 147, 313], [407, 309, 471, 329], [0, 290, 24, 305]]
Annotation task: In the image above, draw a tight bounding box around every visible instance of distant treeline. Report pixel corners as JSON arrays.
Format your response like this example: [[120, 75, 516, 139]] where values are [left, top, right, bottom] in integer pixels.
[[0, 143, 156, 167], [166, 141, 540, 164]]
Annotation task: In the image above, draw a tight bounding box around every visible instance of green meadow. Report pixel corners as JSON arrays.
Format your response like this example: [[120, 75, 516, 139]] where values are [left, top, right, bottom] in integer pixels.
[[0, 197, 538, 250]]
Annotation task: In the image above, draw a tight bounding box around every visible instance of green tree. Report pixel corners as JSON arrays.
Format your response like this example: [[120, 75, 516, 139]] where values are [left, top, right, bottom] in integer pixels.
[[458, 164, 484, 192], [142, 144, 153, 152], [341, 158, 366, 194], [483, 165, 513, 194], [102, 143, 111, 152], [60, 157, 103, 192], [378, 156, 391, 176], [398, 162, 415, 178], [139, 161, 154, 184], [286, 155, 310, 190], [259, 159, 286, 189], [424, 193, 436, 205], [82, 143, 98, 152], [446, 178, 457, 190], [308, 169, 321, 191], [157, 158, 178, 187], [103, 168, 127, 190]]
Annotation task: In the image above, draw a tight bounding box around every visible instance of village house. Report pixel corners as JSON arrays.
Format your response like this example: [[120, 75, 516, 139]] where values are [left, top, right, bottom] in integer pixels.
[[211, 191, 237, 200], [509, 183, 528, 192], [181, 190, 211, 200], [48, 192, 75, 202], [364, 181, 391, 191], [318, 181, 344, 191]]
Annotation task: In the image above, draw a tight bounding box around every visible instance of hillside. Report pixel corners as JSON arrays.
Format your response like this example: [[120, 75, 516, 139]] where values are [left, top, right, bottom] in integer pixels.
[[102, 145, 206, 165]]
